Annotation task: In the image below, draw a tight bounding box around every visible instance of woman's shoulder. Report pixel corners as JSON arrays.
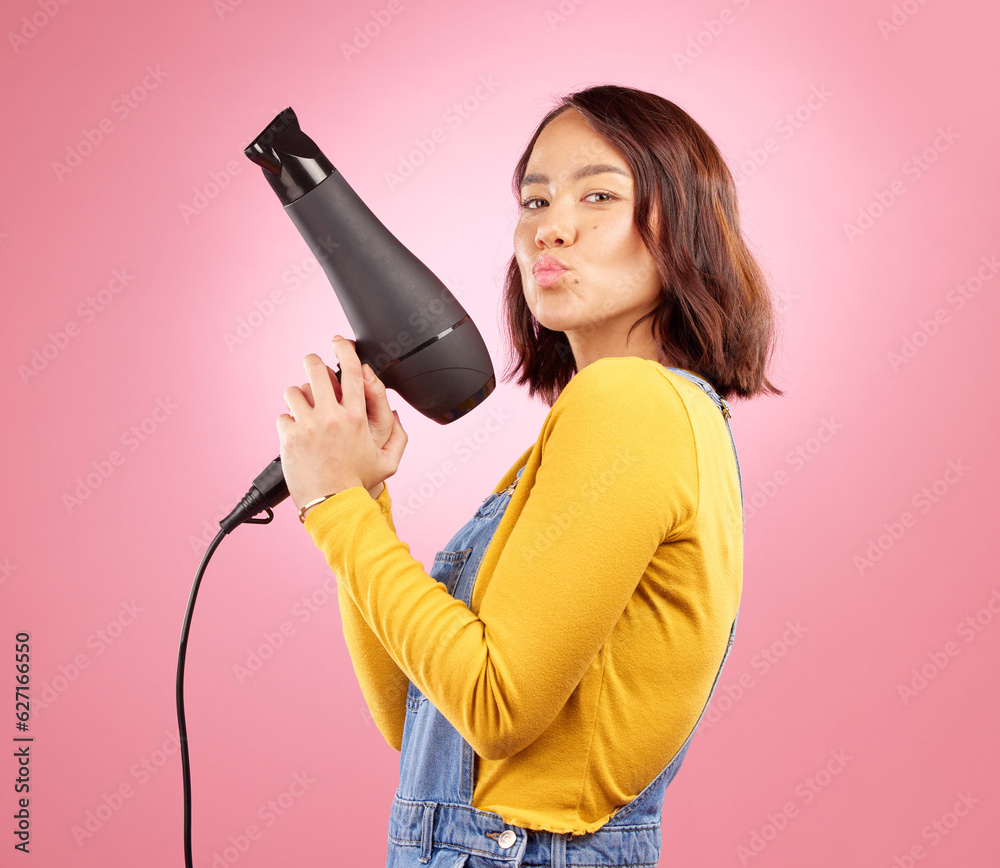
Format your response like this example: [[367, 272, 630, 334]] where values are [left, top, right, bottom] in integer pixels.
[[550, 357, 731, 451], [557, 357, 699, 415], [536, 358, 703, 501], [541, 358, 697, 450]]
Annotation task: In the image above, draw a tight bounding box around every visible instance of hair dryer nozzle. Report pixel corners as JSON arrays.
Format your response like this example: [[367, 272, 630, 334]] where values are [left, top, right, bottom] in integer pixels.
[[245, 108, 334, 205]]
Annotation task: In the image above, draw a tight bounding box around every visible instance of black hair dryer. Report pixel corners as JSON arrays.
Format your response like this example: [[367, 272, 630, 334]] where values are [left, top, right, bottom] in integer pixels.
[[221, 107, 495, 531]]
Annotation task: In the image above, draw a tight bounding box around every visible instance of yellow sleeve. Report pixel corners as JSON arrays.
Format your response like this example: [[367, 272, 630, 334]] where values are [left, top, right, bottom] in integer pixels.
[[333, 482, 411, 751], [305, 358, 697, 761]]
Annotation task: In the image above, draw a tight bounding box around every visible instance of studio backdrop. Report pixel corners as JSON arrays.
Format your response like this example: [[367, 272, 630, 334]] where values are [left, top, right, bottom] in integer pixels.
[[2, 0, 998, 865]]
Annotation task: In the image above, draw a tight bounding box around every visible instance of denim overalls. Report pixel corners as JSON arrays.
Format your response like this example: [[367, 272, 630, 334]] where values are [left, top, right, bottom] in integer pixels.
[[386, 369, 744, 868]]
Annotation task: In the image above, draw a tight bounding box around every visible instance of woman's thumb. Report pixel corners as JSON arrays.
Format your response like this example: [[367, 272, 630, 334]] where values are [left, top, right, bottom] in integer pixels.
[[382, 409, 408, 467], [363, 365, 395, 446]]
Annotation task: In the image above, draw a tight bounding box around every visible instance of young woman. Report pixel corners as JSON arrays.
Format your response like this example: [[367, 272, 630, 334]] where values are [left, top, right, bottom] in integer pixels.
[[277, 84, 780, 868]]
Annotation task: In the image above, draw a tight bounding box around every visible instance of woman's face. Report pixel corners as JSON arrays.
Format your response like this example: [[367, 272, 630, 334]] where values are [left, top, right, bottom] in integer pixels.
[[514, 108, 663, 369]]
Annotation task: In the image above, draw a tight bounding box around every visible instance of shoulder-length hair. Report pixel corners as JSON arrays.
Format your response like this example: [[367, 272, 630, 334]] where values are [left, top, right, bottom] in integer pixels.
[[500, 84, 782, 405]]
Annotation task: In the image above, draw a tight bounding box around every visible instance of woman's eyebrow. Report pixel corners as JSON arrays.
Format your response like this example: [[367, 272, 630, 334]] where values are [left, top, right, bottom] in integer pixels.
[[520, 163, 630, 188]]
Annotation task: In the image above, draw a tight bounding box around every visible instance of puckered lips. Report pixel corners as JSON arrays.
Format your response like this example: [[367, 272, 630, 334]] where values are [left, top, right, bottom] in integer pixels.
[[532, 253, 569, 287]]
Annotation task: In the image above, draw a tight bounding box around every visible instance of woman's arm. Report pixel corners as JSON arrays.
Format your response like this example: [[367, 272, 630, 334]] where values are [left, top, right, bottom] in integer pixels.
[[334, 481, 410, 750], [306, 359, 700, 761]]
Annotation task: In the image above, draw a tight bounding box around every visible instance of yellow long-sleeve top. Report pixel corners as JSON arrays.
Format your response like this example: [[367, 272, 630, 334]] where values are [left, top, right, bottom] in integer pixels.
[[304, 356, 743, 835]]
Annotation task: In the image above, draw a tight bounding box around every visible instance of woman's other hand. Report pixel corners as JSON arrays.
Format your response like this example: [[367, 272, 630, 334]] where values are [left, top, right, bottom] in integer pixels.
[[277, 336, 407, 510]]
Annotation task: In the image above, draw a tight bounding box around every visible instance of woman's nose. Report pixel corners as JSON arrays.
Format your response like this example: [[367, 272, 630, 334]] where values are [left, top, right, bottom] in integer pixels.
[[535, 199, 576, 247]]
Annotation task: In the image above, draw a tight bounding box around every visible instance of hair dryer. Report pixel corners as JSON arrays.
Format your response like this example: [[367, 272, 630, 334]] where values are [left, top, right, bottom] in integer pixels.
[[220, 107, 495, 532]]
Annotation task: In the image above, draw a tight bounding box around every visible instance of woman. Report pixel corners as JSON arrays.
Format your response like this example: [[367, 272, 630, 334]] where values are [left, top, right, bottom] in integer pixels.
[[277, 84, 780, 867]]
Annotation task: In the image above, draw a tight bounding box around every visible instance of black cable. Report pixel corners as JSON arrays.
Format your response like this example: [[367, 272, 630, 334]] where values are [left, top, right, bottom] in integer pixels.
[[176, 527, 227, 868], [176, 493, 277, 868], [177, 465, 283, 868]]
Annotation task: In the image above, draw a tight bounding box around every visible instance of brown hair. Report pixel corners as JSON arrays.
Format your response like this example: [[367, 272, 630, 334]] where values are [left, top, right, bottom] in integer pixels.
[[500, 84, 782, 404]]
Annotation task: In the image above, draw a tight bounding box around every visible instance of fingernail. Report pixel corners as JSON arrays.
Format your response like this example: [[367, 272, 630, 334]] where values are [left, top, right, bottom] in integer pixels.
[[363, 364, 375, 382], [333, 334, 342, 341]]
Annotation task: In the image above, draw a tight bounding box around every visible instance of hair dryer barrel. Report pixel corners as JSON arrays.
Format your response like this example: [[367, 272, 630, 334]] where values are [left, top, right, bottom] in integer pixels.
[[245, 108, 495, 424], [284, 174, 494, 422]]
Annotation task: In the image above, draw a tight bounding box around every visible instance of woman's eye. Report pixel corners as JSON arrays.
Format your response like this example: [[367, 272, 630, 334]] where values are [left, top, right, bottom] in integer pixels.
[[520, 192, 615, 209]]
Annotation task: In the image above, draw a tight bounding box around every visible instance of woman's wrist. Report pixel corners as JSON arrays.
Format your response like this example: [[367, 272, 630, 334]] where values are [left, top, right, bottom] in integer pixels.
[[298, 481, 381, 523]]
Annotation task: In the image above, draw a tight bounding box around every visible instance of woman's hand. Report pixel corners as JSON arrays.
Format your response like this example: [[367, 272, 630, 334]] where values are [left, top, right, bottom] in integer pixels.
[[277, 335, 407, 511]]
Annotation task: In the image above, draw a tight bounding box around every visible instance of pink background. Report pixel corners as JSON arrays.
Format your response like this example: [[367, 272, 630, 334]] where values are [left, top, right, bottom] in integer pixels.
[[3, 0, 998, 865]]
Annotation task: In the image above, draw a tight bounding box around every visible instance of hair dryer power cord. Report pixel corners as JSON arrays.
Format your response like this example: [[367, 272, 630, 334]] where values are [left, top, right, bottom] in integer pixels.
[[176, 506, 274, 868]]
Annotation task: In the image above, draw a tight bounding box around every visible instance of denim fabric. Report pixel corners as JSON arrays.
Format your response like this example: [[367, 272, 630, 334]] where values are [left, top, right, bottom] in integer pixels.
[[386, 369, 743, 868]]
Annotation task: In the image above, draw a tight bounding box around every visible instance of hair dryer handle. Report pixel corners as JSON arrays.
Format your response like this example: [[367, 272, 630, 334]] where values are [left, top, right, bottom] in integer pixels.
[[219, 365, 351, 533]]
